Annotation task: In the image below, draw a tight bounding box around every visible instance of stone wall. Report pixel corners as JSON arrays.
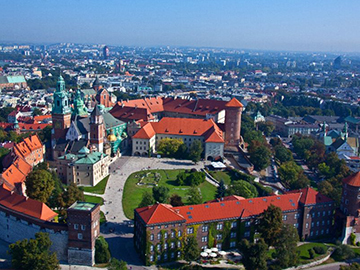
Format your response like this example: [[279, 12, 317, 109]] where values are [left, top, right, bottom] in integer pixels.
[[0, 211, 69, 262], [68, 248, 94, 266]]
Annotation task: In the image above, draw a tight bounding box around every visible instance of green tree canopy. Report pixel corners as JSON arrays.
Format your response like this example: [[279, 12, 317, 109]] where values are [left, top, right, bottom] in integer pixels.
[[107, 258, 128, 270], [157, 138, 184, 157], [228, 180, 258, 198], [139, 191, 155, 208], [183, 235, 200, 261], [216, 179, 226, 199], [8, 232, 59, 270], [95, 236, 111, 263], [152, 186, 170, 203], [258, 121, 275, 136], [189, 140, 203, 163], [273, 224, 299, 268], [249, 145, 272, 171], [239, 238, 268, 270], [186, 187, 202, 205], [25, 169, 54, 203], [278, 161, 309, 189], [274, 145, 293, 163], [257, 204, 283, 247]]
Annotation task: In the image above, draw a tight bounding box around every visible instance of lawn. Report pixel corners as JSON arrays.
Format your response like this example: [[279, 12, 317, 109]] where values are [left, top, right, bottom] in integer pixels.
[[296, 242, 328, 262], [84, 194, 104, 205], [208, 171, 232, 185], [80, 175, 109, 194], [122, 169, 217, 219]]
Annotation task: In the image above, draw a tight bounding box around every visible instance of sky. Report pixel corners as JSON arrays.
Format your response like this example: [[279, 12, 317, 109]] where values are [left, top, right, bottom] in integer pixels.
[[1, 0, 360, 52]]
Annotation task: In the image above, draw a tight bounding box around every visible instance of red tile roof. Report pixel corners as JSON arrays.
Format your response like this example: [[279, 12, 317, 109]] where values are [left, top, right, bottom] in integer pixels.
[[133, 117, 224, 143], [0, 186, 57, 221], [225, 98, 243, 108], [342, 172, 360, 187], [136, 193, 302, 225], [286, 187, 333, 205], [18, 123, 51, 131], [136, 204, 186, 225], [13, 134, 43, 159]]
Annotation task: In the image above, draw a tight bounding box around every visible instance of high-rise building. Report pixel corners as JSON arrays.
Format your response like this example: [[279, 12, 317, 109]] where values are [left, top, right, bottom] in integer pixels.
[[103, 46, 109, 60]]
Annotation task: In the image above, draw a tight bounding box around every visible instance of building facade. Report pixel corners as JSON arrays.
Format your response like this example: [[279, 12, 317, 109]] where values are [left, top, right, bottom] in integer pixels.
[[134, 187, 334, 265]]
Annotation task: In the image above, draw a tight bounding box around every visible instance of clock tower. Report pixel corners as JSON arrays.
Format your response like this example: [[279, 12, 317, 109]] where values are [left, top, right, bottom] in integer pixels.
[[52, 75, 71, 146]]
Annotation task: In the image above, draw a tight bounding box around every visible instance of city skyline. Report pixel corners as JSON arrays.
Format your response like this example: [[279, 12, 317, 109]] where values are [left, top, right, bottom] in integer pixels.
[[1, 1, 360, 53]]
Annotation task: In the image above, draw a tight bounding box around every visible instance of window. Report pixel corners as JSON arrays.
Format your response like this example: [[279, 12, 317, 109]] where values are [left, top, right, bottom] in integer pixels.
[[323, 211, 326, 217], [318, 212, 321, 217], [321, 230, 324, 235], [216, 234, 222, 240], [164, 232, 168, 239], [231, 222, 237, 228], [244, 231, 250, 237], [245, 221, 250, 227], [216, 243, 222, 250], [326, 229, 329, 234], [177, 251, 181, 258], [231, 232, 236, 238], [165, 225, 168, 228], [171, 242, 175, 249], [157, 244, 161, 251], [150, 234, 154, 241], [157, 233, 161, 240], [81, 225, 85, 230], [150, 245, 154, 252], [217, 223, 223, 230], [187, 227, 194, 234], [294, 223, 298, 228], [283, 215, 287, 221], [327, 220, 330, 225], [310, 231, 314, 236], [171, 252, 175, 259], [317, 221, 319, 227], [74, 224, 78, 230], [157, 255, 160, 261], [78, 233, 83, 240], [164, 253, 168, 260], [322, 220, 325, 226], [312, 213, 315, 218], [171, 231, 175, 238], [328, 210, 331, 216], [150, 255, 154, 262], [177, 241, 181, 248], [230, 241, 236, 248], [294, 213, 299, 219], [202, 225, 208, 232], [306, 223, 309, 229], [316, 230, 319, 236], [306, 213, 310, 219], [164, 243, 168, 250], [202, 236, 208, 242], [311, 222, 314, 227], [150, 226, 154, 230], [178, 231, 182, 237]]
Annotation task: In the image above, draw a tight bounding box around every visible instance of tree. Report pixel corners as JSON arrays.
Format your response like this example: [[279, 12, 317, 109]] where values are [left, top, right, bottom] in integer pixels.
[[108, 258, 128, 270], [186, 187, 202, 205], [175, 143, 188, 159], [240, 238, 268, 270], [278, 161, 309, 189], [157, 138, 184, 157], [25, 169, 54, 203], [228, 180, 258, 198], [273, 225, 299, 268], [183, 235, 200, 261], [257, 204, 283, 247], [95, 236, 111, 263], [8, 232, 59, 270], [249, 145, 271, 171], [189, 140, 203, 163], [176, 172, 187, 186], [139, 191, 155, 207], [152, 186, 170, 203], [39, 125, 52, 143], [32, 108, 43, 116], [185, 171, 205, 186], [216, 179, 226, 198], [170, 194, 184, 206], [308, 248, 315, 259], [274, 146, 293, 163], [332, 244, 356, 261], [258, 121, 275, 136]]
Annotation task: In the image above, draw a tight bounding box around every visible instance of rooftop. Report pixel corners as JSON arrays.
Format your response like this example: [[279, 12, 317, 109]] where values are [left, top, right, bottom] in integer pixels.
[[69, 201, 98, 211]]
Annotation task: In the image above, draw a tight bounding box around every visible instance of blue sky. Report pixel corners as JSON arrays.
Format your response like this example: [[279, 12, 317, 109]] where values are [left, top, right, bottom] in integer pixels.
[[1, 0, 360, 52]]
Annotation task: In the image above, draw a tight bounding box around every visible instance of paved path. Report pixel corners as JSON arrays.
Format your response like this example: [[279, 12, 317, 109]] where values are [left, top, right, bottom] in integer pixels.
[[100, 156, 206, 270]]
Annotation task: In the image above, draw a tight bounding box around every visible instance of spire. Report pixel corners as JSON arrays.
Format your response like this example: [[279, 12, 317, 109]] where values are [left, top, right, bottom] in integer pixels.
[[72, 88, 88, 118], [343, 122, 348, 141], [56, 75, 65, 92]]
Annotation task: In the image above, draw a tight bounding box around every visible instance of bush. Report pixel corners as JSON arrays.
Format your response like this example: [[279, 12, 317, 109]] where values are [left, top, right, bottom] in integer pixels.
[[356, 242, 360, 247], [313, 246, 327, 255], [350, 233, 356, 246], [332, 245, 356, 261], [176, 171, 205, 187], [95, 236, 111, 263], [308, 248, 315, 259]]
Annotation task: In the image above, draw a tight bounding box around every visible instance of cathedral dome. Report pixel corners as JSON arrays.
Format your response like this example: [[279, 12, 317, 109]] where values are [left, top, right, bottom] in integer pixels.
[[107, 133, 117, 142]]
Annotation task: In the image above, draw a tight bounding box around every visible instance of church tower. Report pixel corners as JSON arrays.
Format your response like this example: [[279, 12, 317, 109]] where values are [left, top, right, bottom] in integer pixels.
[[90, 105, 104, 153], [52, 75, 71, 145], [224, 97, 243, 147]]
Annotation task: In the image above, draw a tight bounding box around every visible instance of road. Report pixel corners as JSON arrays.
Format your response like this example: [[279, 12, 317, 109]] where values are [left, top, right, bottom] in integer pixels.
[[100, 156, 206, 270]]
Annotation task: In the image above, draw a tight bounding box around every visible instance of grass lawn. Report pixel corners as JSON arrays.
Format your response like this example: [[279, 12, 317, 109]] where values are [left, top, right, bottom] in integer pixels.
[[100, 211, 106, 225], [123, 169, 217, 219], [208, 171, 232, 185], [297, 243, 328, 262], [80, 175, 109, 194], [84, 194, 104, 205]]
